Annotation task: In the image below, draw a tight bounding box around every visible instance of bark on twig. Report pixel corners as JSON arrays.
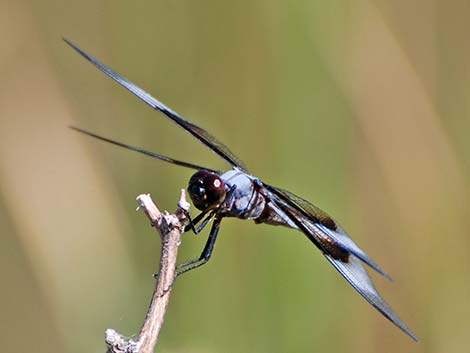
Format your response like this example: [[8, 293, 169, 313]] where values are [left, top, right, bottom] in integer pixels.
[[105, 190, 189, 353]]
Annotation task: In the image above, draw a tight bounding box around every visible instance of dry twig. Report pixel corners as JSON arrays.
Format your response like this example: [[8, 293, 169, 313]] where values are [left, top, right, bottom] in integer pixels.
[[105, 190, 189, 353]]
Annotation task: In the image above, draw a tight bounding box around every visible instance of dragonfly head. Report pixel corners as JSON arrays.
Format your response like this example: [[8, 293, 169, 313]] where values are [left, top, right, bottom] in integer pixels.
[[188, 170, 227, 211]]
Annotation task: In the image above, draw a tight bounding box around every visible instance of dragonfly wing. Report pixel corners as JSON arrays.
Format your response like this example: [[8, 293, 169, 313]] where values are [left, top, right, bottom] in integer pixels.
[[64, 38, 248, 171], [264, 184, 390, 278], [315, 223, 392, 280], [70, 126, 221, 173], [262, 184, 417, 341], [324, 254, 417, 341]]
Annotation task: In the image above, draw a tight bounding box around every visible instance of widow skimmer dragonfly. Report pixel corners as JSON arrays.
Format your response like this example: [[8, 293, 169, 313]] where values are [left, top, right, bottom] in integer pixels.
[[64, 39, 417, 341]]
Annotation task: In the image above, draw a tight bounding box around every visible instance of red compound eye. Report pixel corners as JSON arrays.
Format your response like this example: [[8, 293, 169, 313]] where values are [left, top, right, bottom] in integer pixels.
[[188, 170, 226, 211]]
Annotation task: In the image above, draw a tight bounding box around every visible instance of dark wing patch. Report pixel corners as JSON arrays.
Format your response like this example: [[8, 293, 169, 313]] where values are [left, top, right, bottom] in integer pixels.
[[265, 184, 391, 279], [271, 186, 339, 230], [64, 38, 248, 172]]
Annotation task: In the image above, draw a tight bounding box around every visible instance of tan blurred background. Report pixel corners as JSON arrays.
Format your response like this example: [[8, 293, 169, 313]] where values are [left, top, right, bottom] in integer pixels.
[[1, 0, 469, 352]]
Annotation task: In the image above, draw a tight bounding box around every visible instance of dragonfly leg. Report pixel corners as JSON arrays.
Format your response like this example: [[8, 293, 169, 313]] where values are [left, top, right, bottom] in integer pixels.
[[184, 210, 215, 235], [152, 211, 217, 279], [176, 185, 234, 276], [183, 209, 206, 233], [176, 217, 222, 276]]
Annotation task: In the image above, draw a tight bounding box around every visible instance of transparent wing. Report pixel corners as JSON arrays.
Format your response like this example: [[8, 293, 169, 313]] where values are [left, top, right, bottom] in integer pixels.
[[324, 255, 417, 341], [263, 184, 417, 341], [64, 38, 248, 172], [265, 185, 390, 278], [70, 126, 221, 173]]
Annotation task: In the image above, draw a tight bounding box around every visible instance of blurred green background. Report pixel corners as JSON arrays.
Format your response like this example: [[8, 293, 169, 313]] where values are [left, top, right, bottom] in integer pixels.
[[1, 0, 469, 352]]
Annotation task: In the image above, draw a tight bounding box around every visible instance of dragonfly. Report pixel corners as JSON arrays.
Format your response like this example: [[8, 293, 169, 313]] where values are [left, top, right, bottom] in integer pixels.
[[64, 38, 417, 341]]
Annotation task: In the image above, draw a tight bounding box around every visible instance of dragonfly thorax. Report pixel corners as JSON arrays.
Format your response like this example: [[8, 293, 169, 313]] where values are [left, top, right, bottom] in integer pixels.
[[220, 170, 266, 219]]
